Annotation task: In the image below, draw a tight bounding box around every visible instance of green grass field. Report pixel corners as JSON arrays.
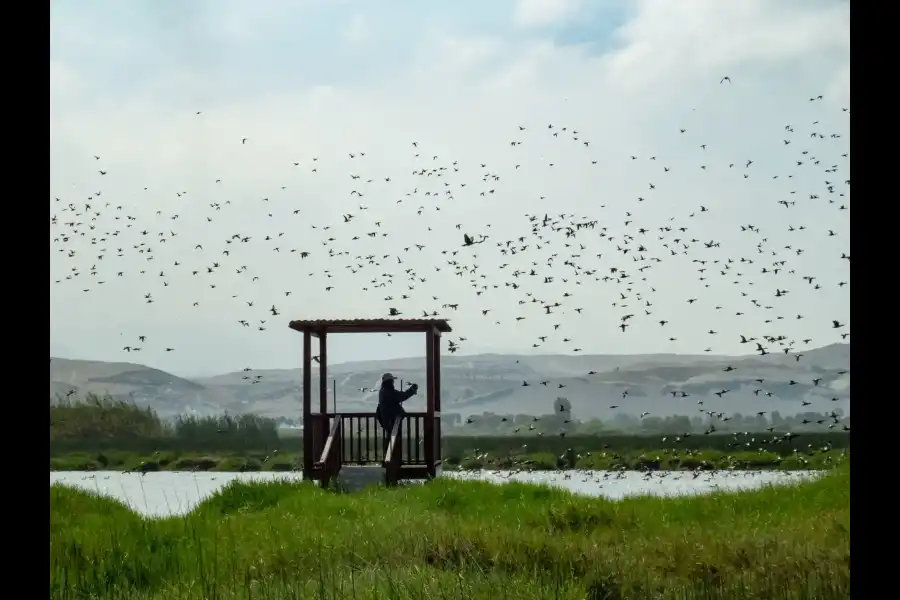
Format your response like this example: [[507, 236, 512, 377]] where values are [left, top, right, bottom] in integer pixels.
[[50, 464, 850, 599]]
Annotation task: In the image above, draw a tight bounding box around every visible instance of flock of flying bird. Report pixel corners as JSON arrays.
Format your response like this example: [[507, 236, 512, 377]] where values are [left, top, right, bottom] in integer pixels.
[[51, 80, 849, 437]]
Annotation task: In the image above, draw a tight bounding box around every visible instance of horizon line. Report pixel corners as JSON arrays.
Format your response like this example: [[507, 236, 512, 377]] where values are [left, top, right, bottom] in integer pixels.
[[50, 341, 849, 378]]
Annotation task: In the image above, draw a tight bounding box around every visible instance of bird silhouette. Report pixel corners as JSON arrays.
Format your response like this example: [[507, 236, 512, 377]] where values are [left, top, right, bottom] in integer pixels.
[[51, 77, 849, 442]]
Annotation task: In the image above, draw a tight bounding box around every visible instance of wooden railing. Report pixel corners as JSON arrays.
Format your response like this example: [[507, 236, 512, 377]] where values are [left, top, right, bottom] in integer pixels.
[[434, 413, 442, 469], [306, 412, 439, 486], [338, 413, 386, 464], [310, 412, 428, 466], [313, 416, 342, 485], [315, 416, 342, 467]]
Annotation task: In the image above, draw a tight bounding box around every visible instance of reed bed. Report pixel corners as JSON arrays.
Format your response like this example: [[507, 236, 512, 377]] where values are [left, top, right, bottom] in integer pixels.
[[50, 464, 850, 599]]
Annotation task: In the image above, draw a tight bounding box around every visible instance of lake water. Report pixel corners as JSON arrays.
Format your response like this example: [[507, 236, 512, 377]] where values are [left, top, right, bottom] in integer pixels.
[[50, 469, 818, 518]]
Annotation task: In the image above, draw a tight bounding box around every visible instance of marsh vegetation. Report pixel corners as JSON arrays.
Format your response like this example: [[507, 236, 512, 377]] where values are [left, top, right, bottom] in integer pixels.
[[50, 395, 849, 473], [50, 465, 850, 599]]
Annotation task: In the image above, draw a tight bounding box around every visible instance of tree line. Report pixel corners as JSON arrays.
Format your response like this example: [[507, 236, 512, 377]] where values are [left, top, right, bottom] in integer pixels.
[[50, 394, 287, 453], [451, 397, 849, 436], [49, 394, 850, 457]]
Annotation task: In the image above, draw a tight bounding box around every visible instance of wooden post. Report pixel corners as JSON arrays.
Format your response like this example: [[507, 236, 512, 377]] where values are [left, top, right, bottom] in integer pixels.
[[319, 331, 329, 451], [302, 330, 312, 476], [425, 329, 435, 477], [433, 330, 442, 470]]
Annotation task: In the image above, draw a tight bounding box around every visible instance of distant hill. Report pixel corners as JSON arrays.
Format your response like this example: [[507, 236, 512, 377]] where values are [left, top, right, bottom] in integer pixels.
[[50, 343, 850, 420], [50, 358, 220, 417]]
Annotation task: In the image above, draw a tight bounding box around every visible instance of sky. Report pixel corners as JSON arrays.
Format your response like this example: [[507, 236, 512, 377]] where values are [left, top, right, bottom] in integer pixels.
[[50, 0, 851, 377]]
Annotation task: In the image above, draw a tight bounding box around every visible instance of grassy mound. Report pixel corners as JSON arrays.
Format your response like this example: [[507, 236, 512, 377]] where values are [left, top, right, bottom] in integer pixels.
[[50, 466, 849, 600]]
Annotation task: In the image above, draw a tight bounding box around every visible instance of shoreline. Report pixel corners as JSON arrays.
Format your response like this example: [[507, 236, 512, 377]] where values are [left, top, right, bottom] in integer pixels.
[[50, 447, 847, 473]]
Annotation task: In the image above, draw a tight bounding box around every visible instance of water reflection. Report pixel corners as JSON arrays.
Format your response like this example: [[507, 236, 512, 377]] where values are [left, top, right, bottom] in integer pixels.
[[450, 469, 817, 500], [50, 469, 818, 518]]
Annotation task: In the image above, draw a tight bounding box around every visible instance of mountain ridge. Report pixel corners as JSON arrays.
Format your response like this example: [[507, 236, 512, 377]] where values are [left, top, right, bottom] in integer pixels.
[[50, 343, 850, 420]]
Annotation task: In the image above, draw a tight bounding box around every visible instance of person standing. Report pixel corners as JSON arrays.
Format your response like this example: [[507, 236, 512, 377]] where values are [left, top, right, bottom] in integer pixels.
[[376, 373, 417, 454]]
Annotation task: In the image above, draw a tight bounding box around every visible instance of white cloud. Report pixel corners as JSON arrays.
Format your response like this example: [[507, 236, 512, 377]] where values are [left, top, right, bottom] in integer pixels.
[[341, 13, 371, 46], [602, 0, 850, 93], [50, 0, 850, 374], [513, 0, 583, 29]]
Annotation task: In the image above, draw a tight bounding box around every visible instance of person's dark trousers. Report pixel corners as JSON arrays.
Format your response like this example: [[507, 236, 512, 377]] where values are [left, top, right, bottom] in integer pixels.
[[378, 413, 403, 457], [376, 406, 390, 456]]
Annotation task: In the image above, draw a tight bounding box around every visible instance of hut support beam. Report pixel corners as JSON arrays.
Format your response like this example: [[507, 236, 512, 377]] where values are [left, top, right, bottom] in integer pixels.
[[318, 331, 329, 460], [302, 330, 312, 476], [425, 329, 435, 475]]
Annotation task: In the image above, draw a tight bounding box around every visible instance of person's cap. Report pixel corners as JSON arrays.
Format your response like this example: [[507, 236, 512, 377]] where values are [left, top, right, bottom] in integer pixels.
[[381, 372, 397, 382]]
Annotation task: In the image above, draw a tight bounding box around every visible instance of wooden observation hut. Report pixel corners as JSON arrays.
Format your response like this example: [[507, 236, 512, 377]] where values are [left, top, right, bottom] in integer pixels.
[[289, 318, 451, 487]]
